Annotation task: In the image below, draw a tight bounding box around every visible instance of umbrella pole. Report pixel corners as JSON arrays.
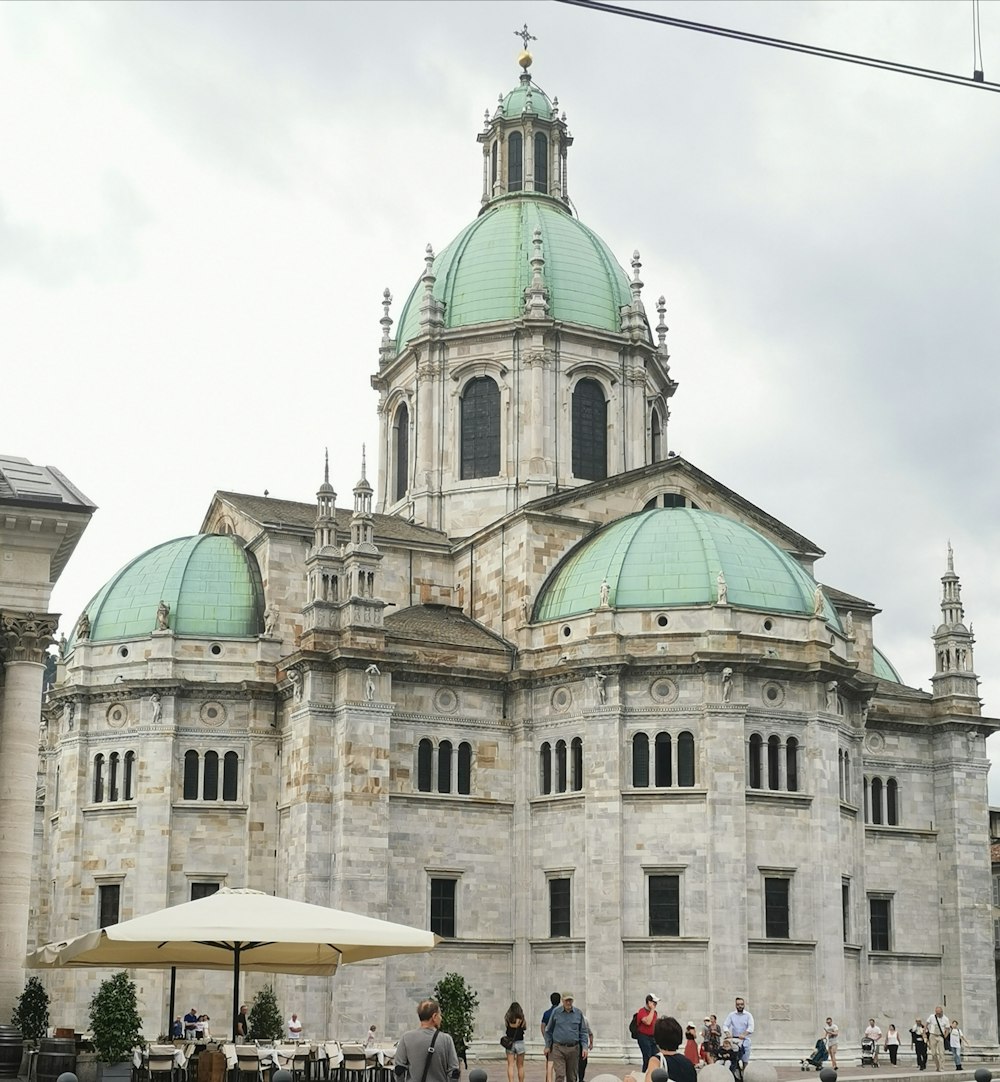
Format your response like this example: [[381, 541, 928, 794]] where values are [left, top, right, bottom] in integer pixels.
[[232, 944, 241, 1044], [169, 967, 176, 1038]]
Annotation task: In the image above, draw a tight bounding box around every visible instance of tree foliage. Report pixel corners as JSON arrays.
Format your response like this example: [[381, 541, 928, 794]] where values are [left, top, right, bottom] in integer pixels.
[[249, 984, 283, 1043], [432, 972, 478, 1060], [89, 971, 144, 1064], [12, 976, 50, 1042]]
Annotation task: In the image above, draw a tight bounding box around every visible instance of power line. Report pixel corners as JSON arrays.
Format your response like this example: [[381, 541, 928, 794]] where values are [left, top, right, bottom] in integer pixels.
[[555, 0, 1000, 93]]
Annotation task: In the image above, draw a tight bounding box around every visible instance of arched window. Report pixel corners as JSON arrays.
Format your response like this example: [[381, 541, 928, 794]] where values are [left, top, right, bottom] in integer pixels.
[[555, 739, 567, 793], [491, 140, 498, 192], [844, 751, 851, 797], [460, 377, 501, 479], [203, 751, 219, 801], [540, 742, 552, 795], [786, 737, 799, 792], [417, 739, 433, 793], [871, 777, 883, 825], [93, 754, 105, 803], [223, 752, 239, 801], [863, 776, 869, 821], [534, 132, 548, 194], [108, 752, 120, 802], [651, 408, 662, 463], [748, 734, 763, 789], [838, 749, 844, 799], [508, 132, 523, 191], [632, 732, 649, 787], [572, 379, 607, 481], [655, 732, 672, 787], [123, 751, 135, 801], [393, 403, 409, 502], [571, 737, 583, 792], [183, 750, 199, 800], [457, 742, 472, 795], [767, 735, 781, 790], [438, 740, 453, 794], [677, 731, 695, 787], [886, 777, 898, 825]]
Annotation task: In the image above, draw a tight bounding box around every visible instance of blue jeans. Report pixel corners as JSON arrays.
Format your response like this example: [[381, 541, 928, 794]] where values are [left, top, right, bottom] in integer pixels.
[[637, 1034, 658, 1070]]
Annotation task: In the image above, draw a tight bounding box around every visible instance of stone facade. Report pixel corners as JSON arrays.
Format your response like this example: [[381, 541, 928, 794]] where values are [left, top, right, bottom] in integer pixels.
[[28, 53, 999, 1063]]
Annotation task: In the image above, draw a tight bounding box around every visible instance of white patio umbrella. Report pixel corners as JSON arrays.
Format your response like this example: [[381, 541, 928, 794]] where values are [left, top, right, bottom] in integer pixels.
[[26, 887, 439, 1033]]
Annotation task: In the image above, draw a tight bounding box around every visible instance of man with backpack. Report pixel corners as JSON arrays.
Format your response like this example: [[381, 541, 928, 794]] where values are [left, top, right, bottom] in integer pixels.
[[632, 994, 660, 1070]]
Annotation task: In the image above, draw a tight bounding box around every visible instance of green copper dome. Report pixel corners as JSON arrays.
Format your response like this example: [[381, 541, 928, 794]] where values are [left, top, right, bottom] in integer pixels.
[[536, 508, 841, 625], [395, 196, 635, 351], [499, 75, 554, 120], [871, 646, 902, 684], [72, 535, 264, 645]]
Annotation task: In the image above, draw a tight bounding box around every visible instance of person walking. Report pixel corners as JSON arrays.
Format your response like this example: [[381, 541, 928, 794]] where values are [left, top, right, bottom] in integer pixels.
[[947, 1020, 964, 1069], [541, 993, 561, 1082], [885, 1025, 900, 1066], [544, 994, 588, 1082], [722, 998, 754, 1070], [624, 1017, 697, 1082], [823, 1019, 839, 1070], [910, 1019, 928, 1071], [925, 1007, 951, 1072], [504, 1002, 526, 1082], [634, 995, 660, 1070], [701, 1016, 721, 1065], [395, 1000, 461, 1082], [864, 1020, 883, 1068], [578, 1016, 594, 1082]]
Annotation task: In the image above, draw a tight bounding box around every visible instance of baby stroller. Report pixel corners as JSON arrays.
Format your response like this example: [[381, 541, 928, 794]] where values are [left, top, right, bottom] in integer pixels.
[[717, 1037, 746, 1082], [800, 1039, 828, 1071], [861, 1038, 876, 1068]]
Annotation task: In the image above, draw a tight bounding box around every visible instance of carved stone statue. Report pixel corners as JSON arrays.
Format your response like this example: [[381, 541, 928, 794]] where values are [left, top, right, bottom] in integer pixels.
[[716, 571, 728, 606], [520, 594, 530, 624], [76, 611, 91, 640], [595, 671, 607, 704], [599, 579, 610, 607], [150, 693, 162, 724], [825, 679, 838, 711], [365, 663, 381, 702], [57, 632, 68, 659], [845, 610, 855, 638], [813, 585, 825, 616], [155, 599, 171, 631], [66, 702, 75, 731], [721, 666, 733, 703], [263, 604, 279, 637], [287, 668, 302, 701]]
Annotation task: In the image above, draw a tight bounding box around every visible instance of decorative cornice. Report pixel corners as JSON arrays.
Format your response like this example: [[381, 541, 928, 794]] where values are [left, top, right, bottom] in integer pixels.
[[0, 610, 58, 664]]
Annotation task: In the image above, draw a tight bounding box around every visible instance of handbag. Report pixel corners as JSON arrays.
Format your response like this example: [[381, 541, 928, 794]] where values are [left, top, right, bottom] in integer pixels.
[[500, 1036, 513, 1051]]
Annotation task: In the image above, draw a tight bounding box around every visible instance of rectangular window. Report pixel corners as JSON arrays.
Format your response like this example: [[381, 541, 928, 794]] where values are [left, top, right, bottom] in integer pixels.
[[190, 882, 220, 901], [994, 918, 1000, 950], [98, 883, 120, 928], [869, 896, 892, 951], [993, 875, 1000, 908], [764, 877, 790, 938], [842, 880, 850, 943], [648, 874, 680, 936], [430, 878, 456, 938], [549, 877, 571, 938]]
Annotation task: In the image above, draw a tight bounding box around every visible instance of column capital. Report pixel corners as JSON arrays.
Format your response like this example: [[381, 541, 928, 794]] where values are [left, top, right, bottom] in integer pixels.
[[0, 610, 59, 664]]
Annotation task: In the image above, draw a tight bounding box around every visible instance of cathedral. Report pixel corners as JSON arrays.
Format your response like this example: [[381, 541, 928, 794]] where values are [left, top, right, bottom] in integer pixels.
[[31, 45, 997, 1059]]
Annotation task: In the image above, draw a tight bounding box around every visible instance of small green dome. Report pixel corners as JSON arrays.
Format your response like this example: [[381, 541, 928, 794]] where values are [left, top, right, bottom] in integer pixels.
[[72, 535, 264, 645], [871, 646, 902, 684], [395, 196, 635, 351], [499, 75, 554, 120], [536, 508, 841, 625]]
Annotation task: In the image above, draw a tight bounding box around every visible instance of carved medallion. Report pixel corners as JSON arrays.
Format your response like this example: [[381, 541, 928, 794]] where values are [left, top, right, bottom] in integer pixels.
[[106, 702, 129, 728], [551, 686, 572, 713], [650, 677, 678, 704], [200, 701, 228, 727], [434, 687, 458, 714]]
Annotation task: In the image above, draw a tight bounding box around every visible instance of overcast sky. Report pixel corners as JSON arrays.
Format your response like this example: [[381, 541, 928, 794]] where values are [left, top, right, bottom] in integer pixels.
[[4, 0, 999, 793]]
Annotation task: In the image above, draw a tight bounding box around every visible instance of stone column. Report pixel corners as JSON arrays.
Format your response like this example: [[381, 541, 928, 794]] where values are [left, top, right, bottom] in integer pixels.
[[0, 611, 57, 1018]]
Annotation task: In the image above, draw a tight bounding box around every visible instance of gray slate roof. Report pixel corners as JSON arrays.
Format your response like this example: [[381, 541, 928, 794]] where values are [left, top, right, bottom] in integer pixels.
[[385, 605, 512, 653]]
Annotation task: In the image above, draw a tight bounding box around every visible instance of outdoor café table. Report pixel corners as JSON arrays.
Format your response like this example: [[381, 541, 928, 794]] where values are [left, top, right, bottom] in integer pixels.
[[134, 1045, 189, 1074]]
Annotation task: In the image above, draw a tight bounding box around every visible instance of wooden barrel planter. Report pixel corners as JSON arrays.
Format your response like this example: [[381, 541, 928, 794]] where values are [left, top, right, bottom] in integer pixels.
[[38, 1037, 77, 1082], [0, 1026, 24, 1079]]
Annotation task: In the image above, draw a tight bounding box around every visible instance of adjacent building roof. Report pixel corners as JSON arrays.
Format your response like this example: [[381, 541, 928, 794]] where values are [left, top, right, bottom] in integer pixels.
[[536, 507, 841, 624], [0, 454, 95, 511], [385, 605, 512, 654]]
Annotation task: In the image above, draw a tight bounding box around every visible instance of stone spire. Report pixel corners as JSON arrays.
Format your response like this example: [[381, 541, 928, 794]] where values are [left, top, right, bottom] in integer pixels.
[[931, 543, 979, 700], [378, 288, 395, 365], [351, 446, 374, 547], [313, 449, 336, 551], [523, 227, 550, 319]]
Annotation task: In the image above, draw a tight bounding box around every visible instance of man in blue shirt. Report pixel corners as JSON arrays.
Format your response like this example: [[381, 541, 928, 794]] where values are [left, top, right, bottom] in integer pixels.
[[544, 994, 588, 1082], [722, 998, 754, 1070]]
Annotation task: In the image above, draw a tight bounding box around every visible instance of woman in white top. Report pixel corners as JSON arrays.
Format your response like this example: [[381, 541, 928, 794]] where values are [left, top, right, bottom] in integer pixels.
[[884, 1024, 899, 1065]]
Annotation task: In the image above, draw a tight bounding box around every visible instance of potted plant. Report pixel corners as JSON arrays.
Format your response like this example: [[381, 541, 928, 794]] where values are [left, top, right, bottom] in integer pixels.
[[433, 972, 478, 1066], [5, 977, 51, 1078], [88, 972, 144, 1081], [248, 985, 283, 1043]]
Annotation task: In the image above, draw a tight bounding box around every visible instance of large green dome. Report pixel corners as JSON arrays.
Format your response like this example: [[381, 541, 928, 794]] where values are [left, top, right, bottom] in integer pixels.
[[72, 534, 264, 645], [536, 508, 841, 625], [395, 196, 635, 351]]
